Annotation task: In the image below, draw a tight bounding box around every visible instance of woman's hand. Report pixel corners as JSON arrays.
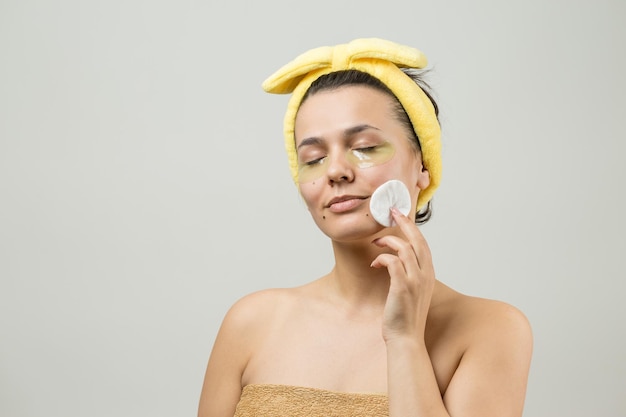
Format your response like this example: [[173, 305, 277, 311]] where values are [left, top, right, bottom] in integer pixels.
[[370, 207, 435, 343]]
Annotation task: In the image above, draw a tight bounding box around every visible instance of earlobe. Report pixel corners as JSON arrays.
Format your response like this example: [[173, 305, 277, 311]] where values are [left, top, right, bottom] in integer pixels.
[[417, 165, 430, 190]]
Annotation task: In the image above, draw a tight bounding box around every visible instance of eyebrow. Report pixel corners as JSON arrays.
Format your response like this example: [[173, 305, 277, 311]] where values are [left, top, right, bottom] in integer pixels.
[[297, 124, 381, 150]]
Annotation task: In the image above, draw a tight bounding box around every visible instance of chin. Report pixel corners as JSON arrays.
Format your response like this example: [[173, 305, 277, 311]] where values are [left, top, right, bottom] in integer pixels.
[[314, 214, 383, 242]]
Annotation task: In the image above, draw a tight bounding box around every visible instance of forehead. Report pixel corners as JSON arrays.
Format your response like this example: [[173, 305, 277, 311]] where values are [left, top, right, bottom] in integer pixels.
[[294, 85, 401, 142]]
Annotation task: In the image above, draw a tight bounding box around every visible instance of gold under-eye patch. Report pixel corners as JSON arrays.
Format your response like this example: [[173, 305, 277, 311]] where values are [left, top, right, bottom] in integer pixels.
[[297, 142, 396, 183]]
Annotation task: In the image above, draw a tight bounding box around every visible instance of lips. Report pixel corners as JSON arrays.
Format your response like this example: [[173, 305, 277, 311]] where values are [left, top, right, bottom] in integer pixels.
[[326, 195, 368, 212], [327, 195, 366, 207]]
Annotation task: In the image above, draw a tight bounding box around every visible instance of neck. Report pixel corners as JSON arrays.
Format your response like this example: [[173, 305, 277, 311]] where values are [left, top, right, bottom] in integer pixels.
[[322, 238, 394, 310]]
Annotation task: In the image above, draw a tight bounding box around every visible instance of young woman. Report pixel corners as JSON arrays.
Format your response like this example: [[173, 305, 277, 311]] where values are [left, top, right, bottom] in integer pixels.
[[198, 38, 533, 417]]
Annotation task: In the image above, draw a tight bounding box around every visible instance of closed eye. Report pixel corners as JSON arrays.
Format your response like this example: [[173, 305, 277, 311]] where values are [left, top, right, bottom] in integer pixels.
[[304, 156, 326, 166], [355, 146, 378, 152]]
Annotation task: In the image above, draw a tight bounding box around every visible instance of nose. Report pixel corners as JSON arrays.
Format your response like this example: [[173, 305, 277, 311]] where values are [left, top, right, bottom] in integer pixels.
[[326, 152, 355, 185]]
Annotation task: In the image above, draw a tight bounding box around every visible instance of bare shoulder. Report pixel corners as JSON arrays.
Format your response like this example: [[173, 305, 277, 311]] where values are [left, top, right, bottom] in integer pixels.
[[464, 294, 531, 351], [432, 282, 533, 347], [221, 287, 301, 337], [198, 287, 302, 417], [426, 282, 533, 415], [432, 282, 533, 416]]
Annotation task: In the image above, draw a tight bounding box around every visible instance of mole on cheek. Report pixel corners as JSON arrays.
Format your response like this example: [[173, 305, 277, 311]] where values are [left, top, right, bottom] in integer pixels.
[[322, 216, 326, 220]]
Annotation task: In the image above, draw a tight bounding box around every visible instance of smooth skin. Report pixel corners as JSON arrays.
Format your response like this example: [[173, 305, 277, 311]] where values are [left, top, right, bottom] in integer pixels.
[[198, 86, 533, 417]]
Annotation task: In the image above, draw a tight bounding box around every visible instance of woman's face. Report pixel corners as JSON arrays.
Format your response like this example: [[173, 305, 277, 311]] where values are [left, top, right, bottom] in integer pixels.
[[294, 85, 430, 241]]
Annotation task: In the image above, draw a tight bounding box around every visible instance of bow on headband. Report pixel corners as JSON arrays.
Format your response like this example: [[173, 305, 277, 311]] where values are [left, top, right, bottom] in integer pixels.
[[262, 38, 441, 211]]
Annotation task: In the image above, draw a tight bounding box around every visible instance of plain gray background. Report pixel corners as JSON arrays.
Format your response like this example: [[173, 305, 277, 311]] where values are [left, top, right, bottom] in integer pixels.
[[1, 0, 624, 416]]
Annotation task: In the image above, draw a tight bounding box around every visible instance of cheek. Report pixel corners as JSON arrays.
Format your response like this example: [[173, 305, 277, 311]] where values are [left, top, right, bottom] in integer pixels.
[[373, 155, 417, 183], [298, 181, 322, 210]]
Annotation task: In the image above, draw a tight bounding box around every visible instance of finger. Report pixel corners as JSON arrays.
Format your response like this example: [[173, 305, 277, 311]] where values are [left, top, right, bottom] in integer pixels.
[[372, 235, 419, 278], [390, 207, 433, 270], [370, 253, 407, 279]]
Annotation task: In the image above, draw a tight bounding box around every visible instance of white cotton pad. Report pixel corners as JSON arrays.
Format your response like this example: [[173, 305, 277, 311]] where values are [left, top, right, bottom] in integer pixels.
[[369, 180, 411, 227]]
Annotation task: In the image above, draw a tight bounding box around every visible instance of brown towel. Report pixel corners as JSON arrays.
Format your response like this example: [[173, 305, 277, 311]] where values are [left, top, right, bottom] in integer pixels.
[[234, 384, 388, 417]]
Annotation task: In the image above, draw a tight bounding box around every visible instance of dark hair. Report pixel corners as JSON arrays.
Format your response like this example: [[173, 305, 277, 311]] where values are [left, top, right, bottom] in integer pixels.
[[300, 69, 439, 224]]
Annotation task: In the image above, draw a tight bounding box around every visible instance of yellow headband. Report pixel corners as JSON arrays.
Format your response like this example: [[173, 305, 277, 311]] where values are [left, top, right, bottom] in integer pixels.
[[262, 38, 441, 210]]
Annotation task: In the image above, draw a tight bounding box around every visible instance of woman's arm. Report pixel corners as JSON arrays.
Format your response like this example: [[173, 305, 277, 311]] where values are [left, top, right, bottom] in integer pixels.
[[197, 298, 256, 417], [386, 301, 532, 417], [372, 207, 532, 417], [442, 302, 533, 417]]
